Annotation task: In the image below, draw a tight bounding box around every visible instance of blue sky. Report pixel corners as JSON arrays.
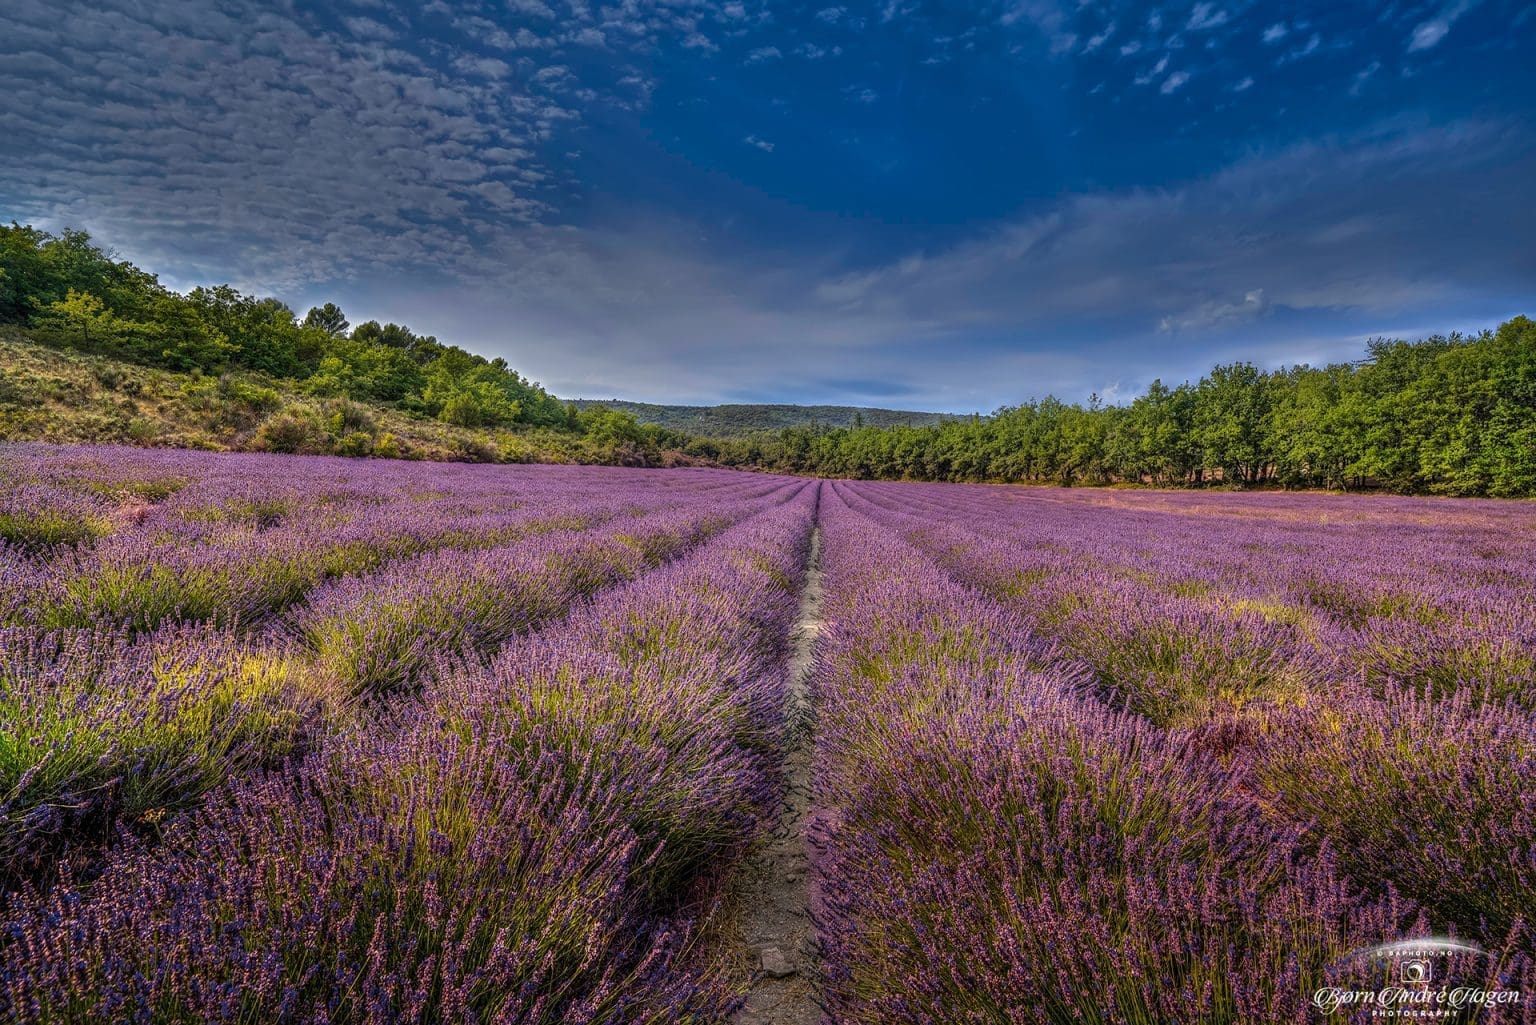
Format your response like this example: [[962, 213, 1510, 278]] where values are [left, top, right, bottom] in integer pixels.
[[2, 0, 1532, 411]]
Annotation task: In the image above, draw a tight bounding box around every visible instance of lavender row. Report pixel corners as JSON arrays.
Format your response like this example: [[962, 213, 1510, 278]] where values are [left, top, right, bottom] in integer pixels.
[[1, 481, 818, 1023], [291, 501, 742, 699], [810, 482, 1532, 1024], [3, 445, 787, 635], [843, 481, 1536, 711]]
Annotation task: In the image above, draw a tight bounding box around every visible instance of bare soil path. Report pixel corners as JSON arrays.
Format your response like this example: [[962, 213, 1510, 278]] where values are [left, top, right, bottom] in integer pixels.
[[728, 521, 823, 1024]]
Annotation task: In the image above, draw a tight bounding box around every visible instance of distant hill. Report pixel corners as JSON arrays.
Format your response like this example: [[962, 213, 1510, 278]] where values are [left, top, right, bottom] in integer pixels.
[[572, 399, 961, 436]]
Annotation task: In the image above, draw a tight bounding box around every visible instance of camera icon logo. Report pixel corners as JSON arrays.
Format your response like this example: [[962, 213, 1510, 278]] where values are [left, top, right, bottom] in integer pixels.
[[1400, 959, 1433, 985]]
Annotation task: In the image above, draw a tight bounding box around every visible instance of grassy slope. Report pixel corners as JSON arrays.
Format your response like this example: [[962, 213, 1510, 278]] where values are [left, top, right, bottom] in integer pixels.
[[571, 398, 961, 436], [0, 329, 668, 465]]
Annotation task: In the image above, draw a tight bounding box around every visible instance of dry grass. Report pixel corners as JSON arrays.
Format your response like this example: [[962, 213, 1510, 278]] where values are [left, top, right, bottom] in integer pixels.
[[0, 329, 644, 464]]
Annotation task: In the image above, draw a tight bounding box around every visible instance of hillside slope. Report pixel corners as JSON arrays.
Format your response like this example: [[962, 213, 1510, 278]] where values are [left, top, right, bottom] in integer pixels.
[[0, 330, 691, 466], [572, 398, 960, 436]]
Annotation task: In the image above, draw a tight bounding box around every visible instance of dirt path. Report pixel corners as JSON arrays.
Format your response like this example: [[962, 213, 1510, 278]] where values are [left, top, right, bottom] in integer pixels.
[[728, 522, 823, 1024]]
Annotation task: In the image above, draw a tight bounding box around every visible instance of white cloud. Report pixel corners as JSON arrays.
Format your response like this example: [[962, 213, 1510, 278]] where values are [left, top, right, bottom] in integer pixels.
[[342, 16, 397, 41], [1135, 54, 1169, 85], [1409, 20, 1451, 49], [1279, 32, 1321, 63], [1082, 21, 1116, 53], [746, 45, 782, 63], [1406, 0, 1480, 53], [1186, 4, 1229, 31], [511, 27, 553, 48], [506, 0, 555, 17], [1262, 22, 1287, 43], [1160, 288, 1267, 332], [567, 26, 606, 47], [797, 43, 839, 59], [1232, 75, 1254, 91], [453, 55, 513, 79], [1349, 60, 1381, 95], [1408, 0, 1478, 52], [999, 0, 1078, 55], [743, 134, 775, 152], [1161, 70, 1190, 94]]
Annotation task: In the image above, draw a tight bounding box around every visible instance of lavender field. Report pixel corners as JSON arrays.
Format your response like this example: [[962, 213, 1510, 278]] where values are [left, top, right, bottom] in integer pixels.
[[2, 443, 1533, 1023]]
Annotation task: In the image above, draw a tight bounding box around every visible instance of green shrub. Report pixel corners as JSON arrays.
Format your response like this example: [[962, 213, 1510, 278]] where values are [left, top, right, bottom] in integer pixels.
[[218, 376, 281, 411], [451, 435, 498, 463], [322, 398, 376, 435], [333, 431, 374, 457], [251, 408, 330, 455], [373, 432, 402, 459], [0, 511, 105, 551]]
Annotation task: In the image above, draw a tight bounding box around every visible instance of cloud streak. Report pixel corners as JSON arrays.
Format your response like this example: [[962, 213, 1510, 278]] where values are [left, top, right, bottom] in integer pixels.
[[1409, 0, 1480, 50]]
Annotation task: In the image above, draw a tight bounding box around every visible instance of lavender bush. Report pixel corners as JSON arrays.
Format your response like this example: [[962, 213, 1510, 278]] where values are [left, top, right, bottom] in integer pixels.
[[0, 623, 318, 884]]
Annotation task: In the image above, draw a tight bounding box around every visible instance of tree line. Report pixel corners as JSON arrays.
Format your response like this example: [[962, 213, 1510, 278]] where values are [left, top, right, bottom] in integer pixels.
[[572, 399, 956, 436], [691, 317, 1536, 498]]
